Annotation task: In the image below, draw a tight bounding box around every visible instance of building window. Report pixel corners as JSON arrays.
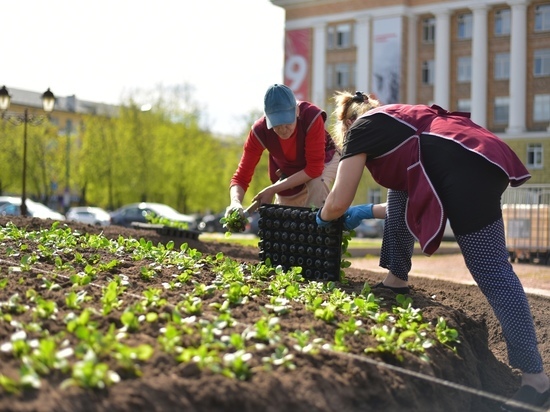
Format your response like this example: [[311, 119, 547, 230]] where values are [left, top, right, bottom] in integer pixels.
[[534, 49, 550, 77], [327, 23, 352, 49], [494, 97, 510, 124], [457, 13, 473, 39], [534, 94, 550, 122], [335, 63, 351, 88], [535, 4, 550, 32], [422, 60, 435, 85], [457, 56, 472, 83], [422, 17, 435, 43], [494, 53, 510, 80], [326, 65, 334, 89], [457, 99, 471, 112], [495, 9, 511, 36], [368, 188, 382, 204], [65, 119, 74, 135], [326, 64, 353, 88], [527, 143, 543, 169]]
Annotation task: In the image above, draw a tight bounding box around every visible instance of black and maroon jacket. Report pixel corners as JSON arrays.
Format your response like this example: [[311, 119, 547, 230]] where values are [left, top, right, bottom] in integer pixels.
[[356, 104, 530, 255]]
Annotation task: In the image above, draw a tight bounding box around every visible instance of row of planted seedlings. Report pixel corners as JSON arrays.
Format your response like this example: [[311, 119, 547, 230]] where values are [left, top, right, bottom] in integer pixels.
[[0, 221, 460, 393]]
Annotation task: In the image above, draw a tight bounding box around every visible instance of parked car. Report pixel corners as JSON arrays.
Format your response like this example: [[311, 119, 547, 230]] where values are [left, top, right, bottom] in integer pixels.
[[0, 196, 23, 208], [353, 219, 384, 238], [244, 211, 260, 235], [66, 206, 111, 226], [198, 212, 226, 233], [353, 218, 454, 241], [110, 202, 197, 230], [0, 198, 66, 221]]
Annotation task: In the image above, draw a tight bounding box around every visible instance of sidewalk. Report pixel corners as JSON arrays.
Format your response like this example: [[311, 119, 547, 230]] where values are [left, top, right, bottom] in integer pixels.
[[348, 250, 550, 298], [347, 241, 461, 258]]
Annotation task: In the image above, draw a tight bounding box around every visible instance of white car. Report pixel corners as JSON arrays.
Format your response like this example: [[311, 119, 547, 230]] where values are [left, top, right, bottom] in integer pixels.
[[66, 206, 111, 226], [0, 198, 66, 220]]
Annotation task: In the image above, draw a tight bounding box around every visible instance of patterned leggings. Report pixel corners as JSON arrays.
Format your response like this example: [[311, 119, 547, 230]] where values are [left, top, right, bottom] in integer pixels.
[[380, 189, 543, 373]]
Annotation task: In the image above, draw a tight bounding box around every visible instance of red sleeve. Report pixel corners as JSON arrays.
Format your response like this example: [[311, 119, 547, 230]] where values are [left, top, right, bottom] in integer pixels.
[[303, 115, 326, 178], [229, 129, 265, 192]]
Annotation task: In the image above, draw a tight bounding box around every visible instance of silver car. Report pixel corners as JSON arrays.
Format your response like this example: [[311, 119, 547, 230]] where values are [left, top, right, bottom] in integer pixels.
[[66, 206, 111, 226]]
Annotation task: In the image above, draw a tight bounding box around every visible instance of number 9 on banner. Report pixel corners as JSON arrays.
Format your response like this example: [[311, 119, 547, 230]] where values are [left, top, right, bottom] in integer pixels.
[[285, 55, 307, 98]]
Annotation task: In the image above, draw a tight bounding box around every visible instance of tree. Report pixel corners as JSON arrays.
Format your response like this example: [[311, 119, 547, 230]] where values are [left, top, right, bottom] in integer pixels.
[[76, 114, 120, 209]]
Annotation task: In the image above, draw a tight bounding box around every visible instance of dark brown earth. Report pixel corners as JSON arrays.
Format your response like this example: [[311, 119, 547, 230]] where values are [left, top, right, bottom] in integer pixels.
[[0, 216, 549, 412]]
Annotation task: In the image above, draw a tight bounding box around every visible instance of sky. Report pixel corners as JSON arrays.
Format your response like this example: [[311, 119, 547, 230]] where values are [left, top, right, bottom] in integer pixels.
[[3, 0, 286, 136]]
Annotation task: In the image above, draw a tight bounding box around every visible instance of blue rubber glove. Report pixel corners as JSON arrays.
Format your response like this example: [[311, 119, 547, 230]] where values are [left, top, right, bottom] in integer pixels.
[[315, 208, 332, 227], [344, 204, 374, 231]]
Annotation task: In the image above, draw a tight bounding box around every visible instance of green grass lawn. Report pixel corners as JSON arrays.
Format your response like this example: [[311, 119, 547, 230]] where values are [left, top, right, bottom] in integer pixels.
[[198, 233, 459, 256], [199, 233, 383, 249]]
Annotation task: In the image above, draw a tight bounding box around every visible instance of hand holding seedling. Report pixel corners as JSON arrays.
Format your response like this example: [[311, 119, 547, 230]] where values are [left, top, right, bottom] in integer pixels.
[[221, 208, 247, 233]]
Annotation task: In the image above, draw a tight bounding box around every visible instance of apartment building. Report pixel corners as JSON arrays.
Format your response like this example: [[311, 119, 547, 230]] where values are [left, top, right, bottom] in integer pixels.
[[271, 0, 550, 202], [0, 87, 118, 208], [3, 87, 118, 135]]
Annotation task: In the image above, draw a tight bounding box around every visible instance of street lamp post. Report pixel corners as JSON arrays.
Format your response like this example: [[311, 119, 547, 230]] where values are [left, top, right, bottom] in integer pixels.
[[64, 121, 71, 213], [0, 85, 56, 216]]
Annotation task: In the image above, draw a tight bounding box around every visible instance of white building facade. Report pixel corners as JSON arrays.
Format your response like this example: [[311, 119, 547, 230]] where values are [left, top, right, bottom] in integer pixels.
[[271, 0, 550, 191]]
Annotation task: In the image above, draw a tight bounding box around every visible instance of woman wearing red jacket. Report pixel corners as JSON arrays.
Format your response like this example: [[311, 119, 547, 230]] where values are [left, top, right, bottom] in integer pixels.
[[226, 84, 339, 220], [317, 91, 549, 410]]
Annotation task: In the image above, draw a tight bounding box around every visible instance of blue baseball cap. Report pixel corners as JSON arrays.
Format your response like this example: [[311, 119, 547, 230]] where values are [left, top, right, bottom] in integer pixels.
[[264, 84, 297, 129]]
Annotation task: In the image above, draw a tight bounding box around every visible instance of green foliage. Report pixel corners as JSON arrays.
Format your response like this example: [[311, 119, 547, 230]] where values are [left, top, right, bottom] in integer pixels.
[[144, 213, 189, 230], [0, 86, 265, 215], [0, 121, 59, 200]]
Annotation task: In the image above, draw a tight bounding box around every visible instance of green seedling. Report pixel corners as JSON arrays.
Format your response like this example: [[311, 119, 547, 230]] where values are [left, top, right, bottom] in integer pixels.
[[113, 343, 154, 375], [222, 350, 253, 380], [65, 291, 91, 310], [120, 311, 141, 332], [0, 374, 21, 394], [435, 317, 460, 352], [61, 350, 120, 389], [220, 210, 247, 234], [141, 287, 167, 308], [101, 281, 125, 315], [261, 346, 295, 371], [289, 330, 322, 354]]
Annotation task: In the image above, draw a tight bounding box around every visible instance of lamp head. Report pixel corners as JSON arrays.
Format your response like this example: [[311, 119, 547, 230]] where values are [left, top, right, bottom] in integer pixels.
[[41, 88, 55, 113], [0, 86, 11, 112]]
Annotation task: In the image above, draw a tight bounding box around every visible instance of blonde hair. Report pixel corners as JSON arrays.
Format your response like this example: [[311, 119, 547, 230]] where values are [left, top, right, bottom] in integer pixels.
[[331, 91, 380, 148]]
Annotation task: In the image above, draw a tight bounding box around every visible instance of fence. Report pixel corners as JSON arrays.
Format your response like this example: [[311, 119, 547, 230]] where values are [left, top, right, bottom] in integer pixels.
[[501, 184, 550, 265]]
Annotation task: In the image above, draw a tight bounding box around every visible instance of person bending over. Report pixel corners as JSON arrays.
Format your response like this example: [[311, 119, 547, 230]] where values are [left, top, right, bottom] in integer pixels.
[[317, 90, 549, 411], [226, 84, 339, 224]]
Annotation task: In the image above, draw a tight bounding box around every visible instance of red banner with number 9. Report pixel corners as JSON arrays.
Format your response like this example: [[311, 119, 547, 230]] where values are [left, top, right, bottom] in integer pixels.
[[284, 28, 311, 101]]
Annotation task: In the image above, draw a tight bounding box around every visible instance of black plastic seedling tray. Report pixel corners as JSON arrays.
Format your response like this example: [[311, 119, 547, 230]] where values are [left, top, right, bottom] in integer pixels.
[[257, 204, 344, 281]]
